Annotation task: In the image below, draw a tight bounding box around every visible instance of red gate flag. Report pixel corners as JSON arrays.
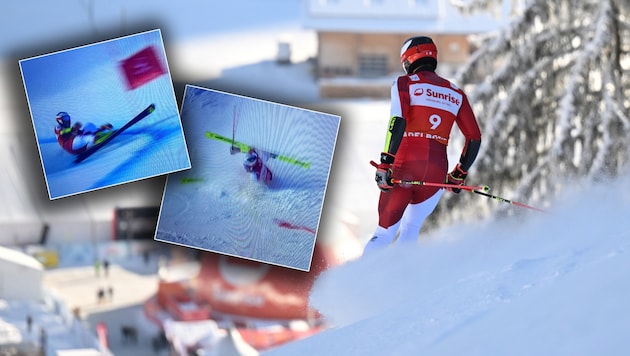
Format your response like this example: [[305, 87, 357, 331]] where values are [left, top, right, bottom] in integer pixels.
[[96, 322, 109, 349], [120, 45, 167, 90]]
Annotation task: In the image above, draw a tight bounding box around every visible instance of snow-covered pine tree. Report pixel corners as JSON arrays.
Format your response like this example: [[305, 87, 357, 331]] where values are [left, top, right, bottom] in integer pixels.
[[431, 0, 630, 228]]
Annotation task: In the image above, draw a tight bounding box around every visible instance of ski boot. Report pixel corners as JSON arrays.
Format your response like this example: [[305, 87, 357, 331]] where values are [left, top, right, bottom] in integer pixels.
[[94, 124, 115, 144]]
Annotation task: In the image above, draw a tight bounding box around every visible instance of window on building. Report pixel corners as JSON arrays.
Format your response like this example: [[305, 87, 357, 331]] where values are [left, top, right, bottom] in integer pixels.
[[408, 0, 430, 7], [358, 54, 388, 77], [364, 0, 385, 6], [322, 66, 353, 77]]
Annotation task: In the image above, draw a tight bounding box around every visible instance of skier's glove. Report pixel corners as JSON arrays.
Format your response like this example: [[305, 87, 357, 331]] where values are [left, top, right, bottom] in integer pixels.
[[446, 164, 468, 194], [375, 152, 395, 192], [99, 123, 113, 131]]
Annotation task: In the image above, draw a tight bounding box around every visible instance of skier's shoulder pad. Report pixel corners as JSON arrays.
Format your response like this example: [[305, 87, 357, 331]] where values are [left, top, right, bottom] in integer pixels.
[[392, 74, 416, 88], [391, 76, 402, 87]]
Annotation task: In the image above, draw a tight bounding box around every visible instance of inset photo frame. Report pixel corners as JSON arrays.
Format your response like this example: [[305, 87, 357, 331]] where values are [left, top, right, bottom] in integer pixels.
[[155, 85, 340, 271], [20, 29, 191, 199]]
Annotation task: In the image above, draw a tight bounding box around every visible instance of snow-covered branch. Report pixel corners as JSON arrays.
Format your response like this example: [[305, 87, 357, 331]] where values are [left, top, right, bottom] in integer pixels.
[[431, 0, 630, 231]]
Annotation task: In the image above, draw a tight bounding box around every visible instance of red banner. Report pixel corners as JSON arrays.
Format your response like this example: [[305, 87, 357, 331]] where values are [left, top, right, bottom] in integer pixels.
[[120, 46, 166, 90]]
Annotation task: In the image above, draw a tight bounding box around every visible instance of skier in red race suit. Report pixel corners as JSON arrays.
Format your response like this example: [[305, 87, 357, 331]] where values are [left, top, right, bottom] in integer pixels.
[[242, 148, 273, 185], [364, 36, 482, 254], [54, 112, 113, 155]]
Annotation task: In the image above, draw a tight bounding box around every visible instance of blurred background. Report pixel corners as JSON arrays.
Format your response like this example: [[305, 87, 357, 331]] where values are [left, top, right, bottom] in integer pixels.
[[1, 0, 628, 355]]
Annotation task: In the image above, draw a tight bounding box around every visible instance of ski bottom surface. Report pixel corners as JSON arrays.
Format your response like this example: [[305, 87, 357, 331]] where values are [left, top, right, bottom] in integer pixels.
[[74, 103, 156, 163], [204, 131, 310, 169]]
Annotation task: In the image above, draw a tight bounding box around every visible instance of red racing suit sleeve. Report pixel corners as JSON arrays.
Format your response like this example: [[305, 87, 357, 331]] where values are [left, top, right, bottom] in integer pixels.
[[454, 93, 482, 171]]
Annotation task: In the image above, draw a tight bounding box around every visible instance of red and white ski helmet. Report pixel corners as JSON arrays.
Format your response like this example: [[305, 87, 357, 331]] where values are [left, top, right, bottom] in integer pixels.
[[400, 36, 438, 74]]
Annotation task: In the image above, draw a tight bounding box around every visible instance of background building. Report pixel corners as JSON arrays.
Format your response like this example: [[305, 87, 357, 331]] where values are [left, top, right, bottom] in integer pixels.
[[0, 246, 43, 301], [304, 0, 509, 97]]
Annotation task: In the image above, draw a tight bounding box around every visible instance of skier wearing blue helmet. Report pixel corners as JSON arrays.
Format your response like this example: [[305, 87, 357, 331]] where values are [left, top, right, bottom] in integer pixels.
[[242, 148, 273, 184], [54, 111, 114, 155]]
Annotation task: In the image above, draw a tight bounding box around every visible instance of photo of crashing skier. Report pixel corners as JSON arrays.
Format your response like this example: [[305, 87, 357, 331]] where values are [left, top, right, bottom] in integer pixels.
[[156, 85, 339, 271], [204, 109, 312, 187], [20, 29, 190, 199]]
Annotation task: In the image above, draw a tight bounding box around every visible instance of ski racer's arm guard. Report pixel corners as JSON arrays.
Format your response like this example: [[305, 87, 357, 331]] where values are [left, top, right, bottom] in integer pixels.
[[458, 138, 481, 172], [381, 115, 406, 163], [374, 116, 406, 192], [455, 94, 482, 172]]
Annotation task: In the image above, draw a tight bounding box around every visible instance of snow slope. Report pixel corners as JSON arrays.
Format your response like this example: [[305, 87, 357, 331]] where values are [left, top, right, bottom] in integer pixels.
[[264, 177, 630, 355], [156, 86, 340, 271]]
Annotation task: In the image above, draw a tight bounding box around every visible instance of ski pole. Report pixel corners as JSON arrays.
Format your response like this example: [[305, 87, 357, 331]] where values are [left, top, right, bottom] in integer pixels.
[[396, 179, 545, 213], [369, 160, 544, 212], [469, 189, 546, 213], [391, 179, 490, 192]]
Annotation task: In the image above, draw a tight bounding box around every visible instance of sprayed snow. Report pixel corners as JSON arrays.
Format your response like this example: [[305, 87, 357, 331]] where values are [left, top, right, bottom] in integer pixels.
[[265, 175, 630, 355]]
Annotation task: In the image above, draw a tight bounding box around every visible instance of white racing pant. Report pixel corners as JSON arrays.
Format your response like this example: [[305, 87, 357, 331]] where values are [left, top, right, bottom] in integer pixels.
[[363, 189, 443, 255], [71, 123, 98, 151]]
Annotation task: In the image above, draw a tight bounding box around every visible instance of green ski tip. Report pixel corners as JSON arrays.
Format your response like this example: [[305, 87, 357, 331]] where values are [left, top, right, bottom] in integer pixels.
[[180, 177, 204, 184], [94, 131, 115, 145]]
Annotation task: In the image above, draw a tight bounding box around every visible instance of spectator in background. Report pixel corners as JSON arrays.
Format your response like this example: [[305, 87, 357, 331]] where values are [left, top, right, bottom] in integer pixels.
[[26, 314, 32, 333], [72, 307, 81, 320], [97, 287, 105, 304], [39, 327, 47, 353], [103, 259, 110, 277], [94, 259, 101, 277]]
